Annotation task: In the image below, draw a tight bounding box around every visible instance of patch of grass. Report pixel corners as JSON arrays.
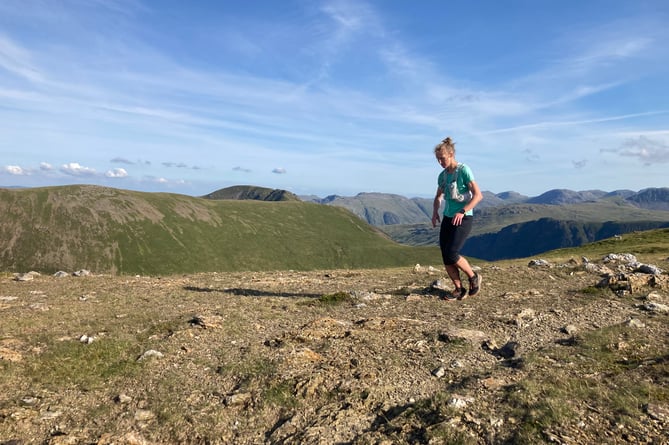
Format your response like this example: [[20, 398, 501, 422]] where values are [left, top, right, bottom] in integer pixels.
[[217, 357, 277, 388], [580, 285, 608, 295], [23, 338, 142, 390], [502, 320, 669, 442], [134, 318, 185, 343], [504, 377, 579, 442], [317, 291, 353, 306], [263, 379, 299, 408]]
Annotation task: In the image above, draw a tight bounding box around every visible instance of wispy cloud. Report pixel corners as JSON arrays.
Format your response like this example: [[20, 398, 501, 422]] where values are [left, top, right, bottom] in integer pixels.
[[111, 157, 134, 165], [484, 111, 669, 136], [572, 159, 588, 169], [603, 136, 669, 165], [0, 35, 44, 83]]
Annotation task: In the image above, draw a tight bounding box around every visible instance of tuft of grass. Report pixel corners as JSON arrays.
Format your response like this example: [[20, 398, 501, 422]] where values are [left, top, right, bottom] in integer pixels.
[[262, 379, 299, 408], [580, 285, 608, 295], [317, 291, 353, 306], [217, 357, 277, 387], [134, 318, 185, 343]]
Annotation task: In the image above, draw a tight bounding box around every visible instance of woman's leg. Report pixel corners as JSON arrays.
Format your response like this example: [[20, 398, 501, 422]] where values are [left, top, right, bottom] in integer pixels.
[[445, 263, 463, 289], [440, 217, 474, 290], [454, 255, 474, 279]]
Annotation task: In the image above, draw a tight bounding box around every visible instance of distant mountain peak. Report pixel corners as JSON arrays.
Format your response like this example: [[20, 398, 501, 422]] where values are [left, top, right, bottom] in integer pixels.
[[202, 185, 299, 202], [527, 189, 607, 205]]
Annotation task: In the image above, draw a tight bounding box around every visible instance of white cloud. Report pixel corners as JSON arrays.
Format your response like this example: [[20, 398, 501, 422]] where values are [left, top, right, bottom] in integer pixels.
[[272, 167, 287, 174], [105, 168, 128, 178], [4, 165, 29, 175], [60, 162, 97, 176], [40, 162, 53, 171]]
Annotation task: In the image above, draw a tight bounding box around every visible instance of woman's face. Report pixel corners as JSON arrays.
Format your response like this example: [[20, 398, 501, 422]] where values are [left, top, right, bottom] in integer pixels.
[[436, 151, 452, 168]]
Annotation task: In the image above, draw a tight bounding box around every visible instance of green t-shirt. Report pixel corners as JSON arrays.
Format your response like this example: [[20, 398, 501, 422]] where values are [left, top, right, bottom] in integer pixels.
[[437, 163, 475, 217]]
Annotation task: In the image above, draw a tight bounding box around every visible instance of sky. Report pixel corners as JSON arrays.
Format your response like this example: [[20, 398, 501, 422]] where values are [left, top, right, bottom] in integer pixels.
[[1, 0, 668, 199]]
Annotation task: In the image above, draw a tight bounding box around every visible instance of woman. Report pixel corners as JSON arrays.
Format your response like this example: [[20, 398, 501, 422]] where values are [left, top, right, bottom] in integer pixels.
[[431, 137, 483, 299]]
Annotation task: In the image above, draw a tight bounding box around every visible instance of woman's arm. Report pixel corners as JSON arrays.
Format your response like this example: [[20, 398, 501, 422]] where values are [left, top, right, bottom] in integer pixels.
[[432, 187, 444, 228], [462, 180, 482, 213]]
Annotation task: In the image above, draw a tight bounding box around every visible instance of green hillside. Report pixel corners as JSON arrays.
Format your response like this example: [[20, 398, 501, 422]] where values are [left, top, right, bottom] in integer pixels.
[[0, 185, 441, 275], [542, 227, 669, 264]]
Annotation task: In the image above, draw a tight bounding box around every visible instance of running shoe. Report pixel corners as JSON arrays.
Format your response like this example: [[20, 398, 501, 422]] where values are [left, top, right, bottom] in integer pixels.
[[468, 272, 482, 297]]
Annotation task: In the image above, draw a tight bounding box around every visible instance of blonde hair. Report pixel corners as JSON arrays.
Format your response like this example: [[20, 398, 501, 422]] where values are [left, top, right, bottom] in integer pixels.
[[434, 137, 456, 156]]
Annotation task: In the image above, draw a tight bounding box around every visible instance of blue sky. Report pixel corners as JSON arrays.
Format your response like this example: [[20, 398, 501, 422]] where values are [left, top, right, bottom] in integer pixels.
[[1, 0, 668, 198]]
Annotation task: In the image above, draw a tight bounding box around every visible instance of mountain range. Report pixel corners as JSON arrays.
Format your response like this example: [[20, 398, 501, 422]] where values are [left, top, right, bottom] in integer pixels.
[[210, 185, 669, 261], [2, 184, 667, 274], [304, 187, 669, 224]]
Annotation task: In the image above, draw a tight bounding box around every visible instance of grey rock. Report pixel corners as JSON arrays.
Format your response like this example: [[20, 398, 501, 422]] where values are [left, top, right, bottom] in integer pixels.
[[528, 259, 551, 268], [639, 302, 669, 314], [626, 318, 646, 328], [73, 269, 91, 277], [603, 253, 638, 264], [497, 341, 521, 359], [137, 349, 164, 361], [562, 325, 578, 335], [14, 272, 39, 282], [636, 264, 664, 275], [431, 366, 446, 378], [644, 403, 669, 422]]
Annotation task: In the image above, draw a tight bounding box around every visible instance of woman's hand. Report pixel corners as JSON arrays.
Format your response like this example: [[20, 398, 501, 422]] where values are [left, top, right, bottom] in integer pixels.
[[431, 213, 441, 228]]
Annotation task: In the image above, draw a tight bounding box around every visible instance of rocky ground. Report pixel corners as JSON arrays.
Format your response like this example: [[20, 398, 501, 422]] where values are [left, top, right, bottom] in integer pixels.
[[1, 254, 668, 444]]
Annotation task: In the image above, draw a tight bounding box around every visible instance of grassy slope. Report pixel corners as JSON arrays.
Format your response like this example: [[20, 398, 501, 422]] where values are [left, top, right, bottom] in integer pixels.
[[542, 227, 669, 264], [0, 185, 441, 275]]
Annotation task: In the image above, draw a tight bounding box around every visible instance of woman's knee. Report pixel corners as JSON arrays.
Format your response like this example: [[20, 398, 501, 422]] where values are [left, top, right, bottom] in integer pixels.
[[443, 252, 460, 265]]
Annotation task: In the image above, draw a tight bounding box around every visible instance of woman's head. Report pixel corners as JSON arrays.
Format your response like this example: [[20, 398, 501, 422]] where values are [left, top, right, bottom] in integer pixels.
[[434, 137, 456, 157], [434, 137, 456, 167]]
